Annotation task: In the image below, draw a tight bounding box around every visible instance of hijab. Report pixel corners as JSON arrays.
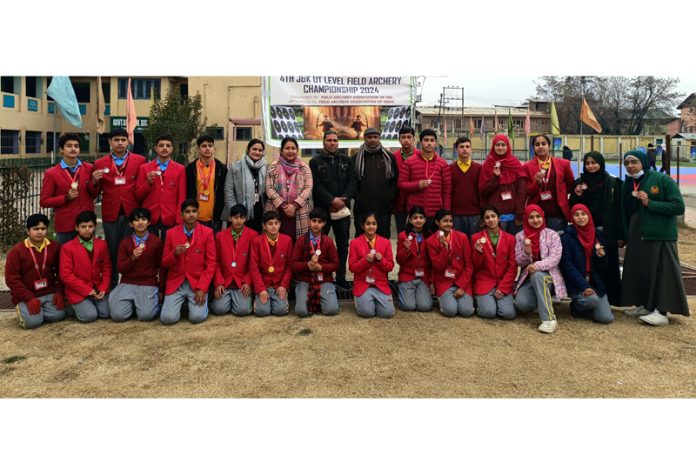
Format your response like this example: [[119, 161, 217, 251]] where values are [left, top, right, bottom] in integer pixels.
[[622, 149, 650, 215], [479, 134, 526, 190], [570, 203, 595, 273], [523, 204, 546, 259]]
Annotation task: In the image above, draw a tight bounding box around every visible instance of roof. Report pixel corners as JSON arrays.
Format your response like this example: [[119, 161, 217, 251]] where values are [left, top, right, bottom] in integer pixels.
[[677, 93, 696, 109], [673, 133, 696, 140], [416, 106, 548, 118]]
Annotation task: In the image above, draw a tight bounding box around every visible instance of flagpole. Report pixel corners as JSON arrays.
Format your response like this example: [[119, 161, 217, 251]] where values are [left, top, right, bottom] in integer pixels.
[[578, 92, 584, 175]]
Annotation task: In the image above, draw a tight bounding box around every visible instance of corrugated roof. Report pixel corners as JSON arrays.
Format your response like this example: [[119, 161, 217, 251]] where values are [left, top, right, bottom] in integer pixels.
[[416, 106, 548, 117]]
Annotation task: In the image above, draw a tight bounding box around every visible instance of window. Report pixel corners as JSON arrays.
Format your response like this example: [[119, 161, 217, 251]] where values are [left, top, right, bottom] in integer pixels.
[[207, 126, 225, 140], [25, 131, 42, 154], [1, 129, 20, 154], [46, 132, 57, 153], [1, 76, 16, 94], [180, 83, 188, 99], [73, 82, 90, 102], [102, 81, 111, 103], [235, 127, 252, 141], [26, 77, 39, 98], [118, 78, 161, 100], [98, 134, 110, 153]]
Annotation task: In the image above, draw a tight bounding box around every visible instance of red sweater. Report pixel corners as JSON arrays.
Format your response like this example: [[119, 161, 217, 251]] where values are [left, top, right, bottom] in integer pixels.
[[395, 231, 431, 283], [116, 233, 162, 287], [135, 160, 187, 226], [161, 223, 217, 294], [40, 162, 99, 233], [393, 148, 421, 213], [348, 234, 394, 296], [290, 232, 340, 284], [397, 153, 452, 217], [470, 230, 518, 296], [450, 160, 482, 216], [5, 240, 63, 304], [59, 236, 111, 304], [250, 233, 294, 291], [93, 153, 146, 222], [214, 227, 258, 290], [425, 231, 473, 297], [524, 157, 575, 221]]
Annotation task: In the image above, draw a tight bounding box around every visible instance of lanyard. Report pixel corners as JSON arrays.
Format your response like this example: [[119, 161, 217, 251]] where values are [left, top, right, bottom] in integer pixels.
[[197, 160, 214, 191], [183, 226, 195, 247], [264, 236, 279, 266], [424, 156, 437, 181], [27, 243, 49, 278], [132, 232, 149, 247], [633, 180, 641, 192], [365, 235, 376, 251], [482, 230, 498, 258], [229, 229, 241, 263], [309, 235, 321, 254], [112, 155, 128, 176], [63, 165, 81, 187]]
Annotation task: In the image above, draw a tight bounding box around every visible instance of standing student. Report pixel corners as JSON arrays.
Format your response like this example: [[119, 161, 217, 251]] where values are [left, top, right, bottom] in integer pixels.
[[224, 139, 268, 233], [211, 204, 258, 316], [619, 150, 688, 325], [450, 136, 482, 237], [5, 214, 66, 329], [160, 199, 217, 325], [559, 204, 614, 325], [186, 135, 228, 233], [108, 208, 163, 322], [513, 205, 567, 334], [250, 211, 294, 316], [291, 208, 340, 317], [348, 212, 396, 318], [479, 134, 527, 235], [393, 126, 421, 233], [92, 127, 146, 288], [395, 205, 433, 312], [59, 211, 111, 323], [40, 133, 99, 244], [135, 134, 187, 241], [425, 208, 474, 317], [471, 205, 517, 320]]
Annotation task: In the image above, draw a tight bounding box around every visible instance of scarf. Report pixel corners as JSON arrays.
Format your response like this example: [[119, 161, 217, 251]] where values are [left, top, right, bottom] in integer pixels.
[[354, 143, 394, 180], [456, 158, 472, 174], [238, 154, 267, 219], [571, 203, 596, 273], [523, 204, 546, 259], [479, 134, 526, 189], [277, 157, 302, 203]]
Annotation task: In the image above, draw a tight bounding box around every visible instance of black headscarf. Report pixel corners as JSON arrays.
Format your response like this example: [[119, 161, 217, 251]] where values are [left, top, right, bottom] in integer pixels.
[[578, 151, 612, 225]]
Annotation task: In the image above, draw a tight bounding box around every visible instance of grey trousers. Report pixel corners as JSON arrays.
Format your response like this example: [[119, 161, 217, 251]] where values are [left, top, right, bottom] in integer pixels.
[[295, 282, 339, 317], [103, 214, 131, 288], [570, 293, 614, 324], [108, 283, 159, 322], [254, 287, 289, 316], [513, 271, 556, 321], [438, 286, 475, 317], [16, 294, 66, 329], [72, 297, 110, 323], [453, 215, 481, 239], [398, 279, 433, 312], [354, 287, 395, 318], [475, 289, 516, 319], [211, 288, 253, 316], [161, 280, 208, 324]]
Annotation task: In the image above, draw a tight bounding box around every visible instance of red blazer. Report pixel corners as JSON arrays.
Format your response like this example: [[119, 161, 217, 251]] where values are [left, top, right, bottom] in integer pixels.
[[425, 231, 473, 297], [40, 162, 99, 233], [348, 235, 394, 296], [395, 231, 431, 283], [290, 232, 340, 284], [135, 160, 187, 226], [93, 153, 145, 222], [524, 157, 575, 221], [250, 233, 294, 291], [161, 223, 216, 295], [59, 237, 111, 304], [470, 230, 518, 296], [214, 226, 258, 290]]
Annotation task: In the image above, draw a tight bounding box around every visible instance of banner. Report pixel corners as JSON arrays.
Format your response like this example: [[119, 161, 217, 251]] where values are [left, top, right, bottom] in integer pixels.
[[262, 76, 416, 149]]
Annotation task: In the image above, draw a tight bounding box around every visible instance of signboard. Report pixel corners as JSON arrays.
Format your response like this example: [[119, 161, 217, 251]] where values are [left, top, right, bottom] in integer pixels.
[[110, 116, 149, 132], [262, 76, 416, 149]]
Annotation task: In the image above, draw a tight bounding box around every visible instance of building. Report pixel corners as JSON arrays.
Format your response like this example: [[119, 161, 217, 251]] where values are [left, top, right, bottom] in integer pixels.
[[677, 93, 696, 134]]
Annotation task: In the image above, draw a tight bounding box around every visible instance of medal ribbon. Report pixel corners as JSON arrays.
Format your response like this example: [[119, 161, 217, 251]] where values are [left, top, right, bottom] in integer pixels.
[[264, 235, 278, 270], [197, 159, 214, 193], [63, 165, 81, 187], [27, 242, 49, 279]]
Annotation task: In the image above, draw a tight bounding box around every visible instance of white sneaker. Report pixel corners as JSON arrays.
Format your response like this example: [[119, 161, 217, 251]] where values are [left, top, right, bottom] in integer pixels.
[[538, 320, 558, 333], [624, 306, 650, 317], [639, 310, 669, 326]]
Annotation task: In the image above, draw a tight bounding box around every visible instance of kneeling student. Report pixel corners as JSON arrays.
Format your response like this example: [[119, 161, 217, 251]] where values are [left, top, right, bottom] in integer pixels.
[[396, 205, 433, 312], [59, 211, 111, 322], [5, 214, 66, 329], [291, 208, 340, 317], [108, 208, 163, 322], [250, 211, 293, 316], [160, 199, 216, 325], [212, 204, 258, 316]]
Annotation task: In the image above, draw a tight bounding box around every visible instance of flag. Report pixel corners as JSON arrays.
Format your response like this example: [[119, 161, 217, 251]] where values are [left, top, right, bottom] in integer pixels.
[[46, 76, 82, 128], [96, 76, 106, 134], [469, 117, 475, 137], [550, 101, 560, 136], [443, 117, 448, 144], [580, 97, 603, 133], [494, 108, 499, 133], [480, 116, 485, 139], [524, 107, 531, 136], [507, 108, 514, 137], [126, 78, 137, 145]]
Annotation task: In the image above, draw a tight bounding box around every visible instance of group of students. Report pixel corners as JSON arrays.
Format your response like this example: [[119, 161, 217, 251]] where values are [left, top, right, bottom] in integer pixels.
[[4, 127, 690, 333]]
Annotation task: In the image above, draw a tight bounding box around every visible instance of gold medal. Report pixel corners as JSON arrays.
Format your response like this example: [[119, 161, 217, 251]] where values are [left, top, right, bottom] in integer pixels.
[[184, 242, 190, 249], [71, 182, 78, 189], [203, 189, 210, 196], [268, 266, 275, 273]]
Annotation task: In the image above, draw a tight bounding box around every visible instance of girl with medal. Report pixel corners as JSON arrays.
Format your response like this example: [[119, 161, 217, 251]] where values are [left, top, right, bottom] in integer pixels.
[[396, 205, 434, 312], [470, 205, 517, 320]]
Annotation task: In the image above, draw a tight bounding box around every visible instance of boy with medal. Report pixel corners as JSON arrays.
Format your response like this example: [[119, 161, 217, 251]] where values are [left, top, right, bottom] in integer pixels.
[[186, 135, 228, 233]]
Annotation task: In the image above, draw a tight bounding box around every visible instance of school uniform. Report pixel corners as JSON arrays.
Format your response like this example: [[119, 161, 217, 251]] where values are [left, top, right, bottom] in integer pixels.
[[211, 226, 258, 316], [135, 159, 187, 241], [186, 158, 228, 231], [290, 231, 340, 317], [348, 234, 395, 318], [5, 239, 66, 329], [108, 232, 163, 322], [250, 233, 294, 316], [450, 159, 482, 237], [425, 230, 474, 317], [470, 230, 517, 319], [524, 156, 575, 232], [395, 230, 432, 312], [160, 223, 217, 324], [59, 236, 111, 323]]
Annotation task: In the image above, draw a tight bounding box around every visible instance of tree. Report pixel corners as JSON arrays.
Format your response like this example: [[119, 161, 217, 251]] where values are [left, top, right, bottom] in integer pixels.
[[144, 90, 212, 163]]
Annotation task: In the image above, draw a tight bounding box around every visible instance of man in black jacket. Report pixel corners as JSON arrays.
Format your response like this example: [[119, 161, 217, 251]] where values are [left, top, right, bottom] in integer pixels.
[[186, 135, 228, 233], [309, 131, 357, 289]]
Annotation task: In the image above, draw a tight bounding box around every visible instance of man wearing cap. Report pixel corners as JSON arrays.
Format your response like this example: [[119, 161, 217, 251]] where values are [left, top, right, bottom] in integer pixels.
[[352, 127, 399, 239]]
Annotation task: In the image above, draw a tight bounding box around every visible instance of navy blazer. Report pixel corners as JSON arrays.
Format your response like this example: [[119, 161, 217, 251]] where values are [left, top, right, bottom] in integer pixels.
[[559, 226, 609, 297]]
